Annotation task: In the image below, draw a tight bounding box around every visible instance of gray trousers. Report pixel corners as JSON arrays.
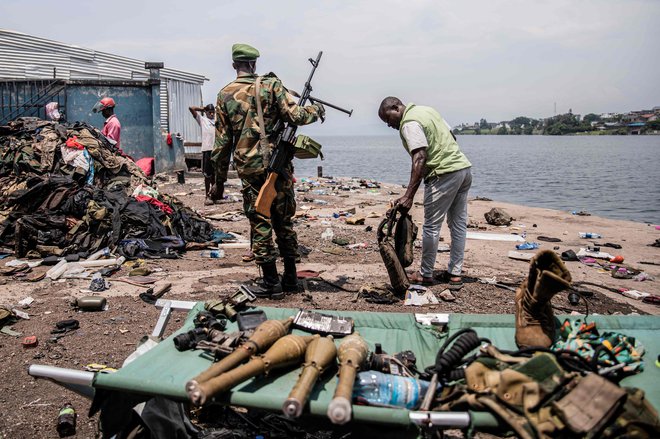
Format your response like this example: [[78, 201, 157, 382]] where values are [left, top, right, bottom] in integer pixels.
[[420, 167, 472, 278]]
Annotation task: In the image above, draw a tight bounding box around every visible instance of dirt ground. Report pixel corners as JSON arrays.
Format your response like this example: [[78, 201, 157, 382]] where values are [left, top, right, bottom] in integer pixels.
[[0, 173, 657, 438]]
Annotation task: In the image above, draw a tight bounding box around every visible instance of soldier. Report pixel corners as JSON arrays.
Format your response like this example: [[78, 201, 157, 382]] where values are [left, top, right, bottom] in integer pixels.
[[212, 43, 324, 299]]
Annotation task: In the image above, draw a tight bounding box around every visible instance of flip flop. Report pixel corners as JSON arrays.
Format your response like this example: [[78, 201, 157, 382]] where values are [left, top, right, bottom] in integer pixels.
[[642, 295, 660, 305], [409, 271, 434, 285], [448, 278, 464, 291], [436, 271, 463, 290]]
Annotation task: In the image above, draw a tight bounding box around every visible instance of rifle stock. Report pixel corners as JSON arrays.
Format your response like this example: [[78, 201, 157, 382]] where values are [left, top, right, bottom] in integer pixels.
[[255, 172, 279, 217]]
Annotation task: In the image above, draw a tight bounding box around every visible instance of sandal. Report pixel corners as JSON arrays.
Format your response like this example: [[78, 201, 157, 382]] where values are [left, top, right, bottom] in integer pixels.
[[409, 271, 434, 285], [242, 250, 255, 263], [642, 294, 660, 305], [448, 278, 464, 291], [436, 271, 463, 290]]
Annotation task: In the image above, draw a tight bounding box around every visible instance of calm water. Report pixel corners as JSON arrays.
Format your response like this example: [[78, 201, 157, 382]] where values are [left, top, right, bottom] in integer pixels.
[[294, 135, 660, 224]]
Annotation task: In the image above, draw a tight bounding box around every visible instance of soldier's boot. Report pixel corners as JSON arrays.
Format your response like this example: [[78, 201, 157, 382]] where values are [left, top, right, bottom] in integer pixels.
[[282, 257, 301, 294], [254, 261, 284, 300], [515, 250, 572, 348]]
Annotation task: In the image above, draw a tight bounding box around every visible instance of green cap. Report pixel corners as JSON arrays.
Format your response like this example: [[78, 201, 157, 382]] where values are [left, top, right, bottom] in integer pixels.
[[232, 43, 260, 62]]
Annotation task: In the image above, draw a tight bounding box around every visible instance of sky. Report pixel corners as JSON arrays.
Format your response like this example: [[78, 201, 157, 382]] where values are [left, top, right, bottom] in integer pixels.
[[2, 0, 659, 135]]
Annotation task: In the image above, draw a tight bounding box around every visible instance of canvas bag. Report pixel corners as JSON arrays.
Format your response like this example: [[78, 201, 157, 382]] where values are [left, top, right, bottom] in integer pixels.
[[377, 206, 410, 297]]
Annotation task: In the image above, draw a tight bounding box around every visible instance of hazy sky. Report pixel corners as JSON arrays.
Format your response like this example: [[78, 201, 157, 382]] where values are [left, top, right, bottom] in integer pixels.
[[3, 0, 659, 134]]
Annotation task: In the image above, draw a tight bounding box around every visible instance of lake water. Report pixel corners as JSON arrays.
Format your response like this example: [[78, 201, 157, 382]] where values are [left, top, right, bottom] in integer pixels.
[[294, 135, 660, 224]]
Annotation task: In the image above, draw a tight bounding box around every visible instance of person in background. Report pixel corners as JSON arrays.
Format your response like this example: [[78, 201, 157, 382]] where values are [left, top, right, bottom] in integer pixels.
[[189, 104, 218, 205], [212, 43, 324, 299], [378, 96, 472, 290], [92, 97, 129, 158]]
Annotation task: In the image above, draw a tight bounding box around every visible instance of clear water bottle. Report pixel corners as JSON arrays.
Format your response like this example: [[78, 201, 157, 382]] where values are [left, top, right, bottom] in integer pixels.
[[352, 371, 432, 409], [200, 249, 225, 258], [578, 232, 602, 239]]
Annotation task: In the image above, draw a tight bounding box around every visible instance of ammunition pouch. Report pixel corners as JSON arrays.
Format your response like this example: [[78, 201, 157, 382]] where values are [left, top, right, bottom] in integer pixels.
[[293, 135, 323, 160], [438, 346, 660, 439], [377, 207, 410, 297]]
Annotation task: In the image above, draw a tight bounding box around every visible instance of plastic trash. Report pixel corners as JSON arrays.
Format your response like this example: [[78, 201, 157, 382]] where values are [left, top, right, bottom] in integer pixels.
[[353, 371, 432, 409], [87, 247, 111, 261], [578, 232, 602, 239], [313, 199, 328, 205], [321, 228, 334, 240], [200, 250, 225, 259], [89, 272, 108, 292], [516, 242, 539, 250]]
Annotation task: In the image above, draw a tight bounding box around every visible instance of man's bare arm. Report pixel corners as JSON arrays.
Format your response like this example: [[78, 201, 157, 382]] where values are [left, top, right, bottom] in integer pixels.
[[394, 147, 427, 211], [188, 106, 203, 117]]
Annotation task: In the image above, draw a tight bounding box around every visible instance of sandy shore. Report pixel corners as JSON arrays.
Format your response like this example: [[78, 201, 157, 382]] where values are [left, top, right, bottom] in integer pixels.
[[0, 173, 657, 437]]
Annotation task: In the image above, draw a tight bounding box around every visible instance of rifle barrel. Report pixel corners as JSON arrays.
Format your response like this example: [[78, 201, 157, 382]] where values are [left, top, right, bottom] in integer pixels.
[[309, 96, 353, 117]]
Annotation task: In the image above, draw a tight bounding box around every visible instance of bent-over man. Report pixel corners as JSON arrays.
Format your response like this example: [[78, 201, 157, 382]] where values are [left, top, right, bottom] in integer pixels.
[[378, 97, 472, 290]]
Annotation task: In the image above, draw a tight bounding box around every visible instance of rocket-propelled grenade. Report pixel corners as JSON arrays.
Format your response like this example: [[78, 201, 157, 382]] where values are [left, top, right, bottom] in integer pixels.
[[327, 332, 369, 424], [186, 318, 293, 405], [282, 335, 337, 418], [190, 334, 316, 406]]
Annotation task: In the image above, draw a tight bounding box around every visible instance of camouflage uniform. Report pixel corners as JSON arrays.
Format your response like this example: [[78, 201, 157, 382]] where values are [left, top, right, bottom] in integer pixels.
[[212, 73, 322, 264]]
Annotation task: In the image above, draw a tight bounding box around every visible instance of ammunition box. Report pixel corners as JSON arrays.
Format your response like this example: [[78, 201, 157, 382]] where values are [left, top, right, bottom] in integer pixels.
[[294, 135, 323, 160]]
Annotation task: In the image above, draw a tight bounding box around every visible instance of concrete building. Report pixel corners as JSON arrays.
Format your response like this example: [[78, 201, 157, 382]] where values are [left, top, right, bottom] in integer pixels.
[[0, 29, 209, 172]]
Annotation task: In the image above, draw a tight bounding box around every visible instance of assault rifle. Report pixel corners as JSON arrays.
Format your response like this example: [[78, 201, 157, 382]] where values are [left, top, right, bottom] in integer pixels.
[[254, 51, 352, 218]]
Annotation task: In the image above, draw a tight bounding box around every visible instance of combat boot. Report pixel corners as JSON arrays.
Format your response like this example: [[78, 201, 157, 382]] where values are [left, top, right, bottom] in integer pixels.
[[254, 261, 284, 300], [515, 250, 572, 348], [282, 257, 301, 293]]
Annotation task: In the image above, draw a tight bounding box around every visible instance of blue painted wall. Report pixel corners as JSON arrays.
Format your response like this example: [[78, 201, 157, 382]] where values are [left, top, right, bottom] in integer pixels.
[[65, 84, 156, 160]]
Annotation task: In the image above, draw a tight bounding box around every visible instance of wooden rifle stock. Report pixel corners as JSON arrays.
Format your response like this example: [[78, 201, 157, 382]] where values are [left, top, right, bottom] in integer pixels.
[[255, 172, 279, 218]]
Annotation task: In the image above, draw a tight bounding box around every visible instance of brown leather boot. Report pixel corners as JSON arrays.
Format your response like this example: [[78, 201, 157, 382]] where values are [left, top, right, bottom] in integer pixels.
[[515, 250, 572, 348]]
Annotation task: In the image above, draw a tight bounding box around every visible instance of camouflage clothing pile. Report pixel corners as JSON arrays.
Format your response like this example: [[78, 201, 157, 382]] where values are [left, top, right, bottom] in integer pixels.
[[0, 117, 214, 257], [437, 346, 660, 438]]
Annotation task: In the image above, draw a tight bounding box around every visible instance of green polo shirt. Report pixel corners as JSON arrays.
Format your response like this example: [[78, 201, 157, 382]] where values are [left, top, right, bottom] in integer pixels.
[[399, 103, 471, 179]]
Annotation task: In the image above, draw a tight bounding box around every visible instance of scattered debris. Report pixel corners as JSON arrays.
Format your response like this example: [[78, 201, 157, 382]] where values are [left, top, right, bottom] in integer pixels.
[[484, 207, 513, 226]]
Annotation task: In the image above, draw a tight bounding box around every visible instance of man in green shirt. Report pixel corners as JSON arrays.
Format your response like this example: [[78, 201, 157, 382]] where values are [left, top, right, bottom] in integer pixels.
[[378, 96, 472, 289]]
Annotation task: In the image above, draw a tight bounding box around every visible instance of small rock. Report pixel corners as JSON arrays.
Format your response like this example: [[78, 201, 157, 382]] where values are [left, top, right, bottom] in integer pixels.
[[438, 289, 456, 302]]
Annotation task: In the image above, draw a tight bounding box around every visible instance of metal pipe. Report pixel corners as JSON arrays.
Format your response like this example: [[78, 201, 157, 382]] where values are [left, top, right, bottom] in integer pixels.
[[309, 96, 353, 117], [409, 411, 471, 428], [28, 364, 95, 385], [28, 365, 96, 399]]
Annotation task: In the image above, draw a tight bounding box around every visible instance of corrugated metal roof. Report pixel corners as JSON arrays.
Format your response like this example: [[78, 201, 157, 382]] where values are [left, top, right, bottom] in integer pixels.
[[0, 29, 208, 84]]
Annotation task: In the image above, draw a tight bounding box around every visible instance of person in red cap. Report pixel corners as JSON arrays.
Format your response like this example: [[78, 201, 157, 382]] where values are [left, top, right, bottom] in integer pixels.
[[93, 97, 123, 154]]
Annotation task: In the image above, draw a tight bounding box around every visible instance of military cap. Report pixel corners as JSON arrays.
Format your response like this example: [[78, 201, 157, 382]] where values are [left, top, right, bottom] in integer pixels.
[[232, 43, 260, 61]]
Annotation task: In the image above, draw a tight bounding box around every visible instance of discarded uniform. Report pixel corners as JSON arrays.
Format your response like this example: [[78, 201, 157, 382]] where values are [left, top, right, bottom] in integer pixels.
[[212, 43, 323, 297]]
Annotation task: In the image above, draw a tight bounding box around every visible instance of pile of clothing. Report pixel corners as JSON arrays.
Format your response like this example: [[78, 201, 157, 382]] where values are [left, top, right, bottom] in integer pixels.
[[0, 117, 214, 257]]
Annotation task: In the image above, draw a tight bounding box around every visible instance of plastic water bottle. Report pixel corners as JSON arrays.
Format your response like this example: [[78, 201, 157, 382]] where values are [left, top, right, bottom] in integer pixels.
[[578, 232, 602, 239], [200, 250, 225, 258], [352, 371, 432, 409]]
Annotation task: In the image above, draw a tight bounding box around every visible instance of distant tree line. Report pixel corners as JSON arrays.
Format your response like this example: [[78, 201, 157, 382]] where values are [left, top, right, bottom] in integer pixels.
[[454, 111, 660, 136]]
